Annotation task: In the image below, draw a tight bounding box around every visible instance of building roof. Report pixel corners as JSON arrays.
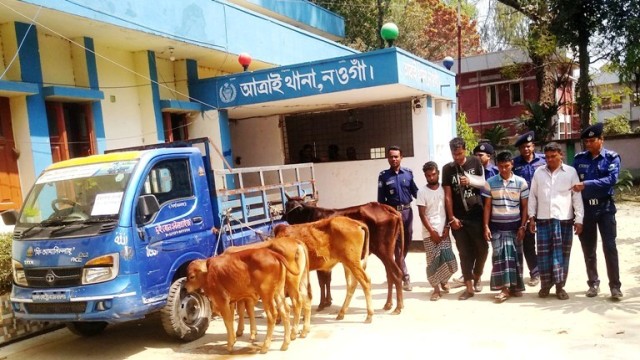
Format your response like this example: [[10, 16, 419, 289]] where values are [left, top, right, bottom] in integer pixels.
[[456, 49, 530, 74], [591, 72, 621, 86]]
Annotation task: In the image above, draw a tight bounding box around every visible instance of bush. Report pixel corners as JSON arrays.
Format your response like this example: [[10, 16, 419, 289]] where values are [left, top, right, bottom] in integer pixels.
[[0, 233, 12, 294], [604, 115, 631, 135]]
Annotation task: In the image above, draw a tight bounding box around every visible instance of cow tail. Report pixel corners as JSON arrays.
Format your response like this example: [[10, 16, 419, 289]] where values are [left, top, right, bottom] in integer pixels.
[[300, 243, 312, 300], [271, 250, 300, 276], [397, 213, 405, 269], [361, 224, 370, 270]]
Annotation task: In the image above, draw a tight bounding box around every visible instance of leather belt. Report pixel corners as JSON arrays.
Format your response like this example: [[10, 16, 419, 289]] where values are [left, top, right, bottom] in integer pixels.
[[586, 197, 610, 206], [395, 204, 411, 211]]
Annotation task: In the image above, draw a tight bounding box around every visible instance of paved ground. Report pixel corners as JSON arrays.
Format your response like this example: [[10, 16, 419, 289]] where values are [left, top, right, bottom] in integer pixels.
[[1, 202, 639, 360]]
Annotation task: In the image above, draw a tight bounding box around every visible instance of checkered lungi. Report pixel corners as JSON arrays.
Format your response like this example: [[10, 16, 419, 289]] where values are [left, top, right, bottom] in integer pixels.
[[489, 230, 525, 292], [423, 235, 458, 288], [535, 219, 574, 289]]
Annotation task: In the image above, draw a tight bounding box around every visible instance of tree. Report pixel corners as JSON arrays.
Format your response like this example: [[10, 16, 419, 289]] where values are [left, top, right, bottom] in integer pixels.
[[480, 0, 528, 52], [603, 114, 631, 136], [550, 0, 606, 131], [404, 0, 483, 61], [517, 101, 559, 142], [456, 112, 479, 154], [312, 0, 483, 61], [603, 1, 640, 123], [482, 124, 508, 147]]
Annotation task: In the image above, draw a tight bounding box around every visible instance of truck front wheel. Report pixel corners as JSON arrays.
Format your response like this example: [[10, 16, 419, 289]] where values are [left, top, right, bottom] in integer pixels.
[[66, 321, 108, 336], [161, 277, 211, 341]]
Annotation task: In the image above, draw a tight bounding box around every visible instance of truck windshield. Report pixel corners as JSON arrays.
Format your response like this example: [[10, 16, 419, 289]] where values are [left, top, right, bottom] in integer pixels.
[[19, 160, 138, 225]]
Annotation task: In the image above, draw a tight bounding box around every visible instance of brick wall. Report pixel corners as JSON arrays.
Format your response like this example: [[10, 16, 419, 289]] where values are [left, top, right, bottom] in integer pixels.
[[0, 293, 61, 344]]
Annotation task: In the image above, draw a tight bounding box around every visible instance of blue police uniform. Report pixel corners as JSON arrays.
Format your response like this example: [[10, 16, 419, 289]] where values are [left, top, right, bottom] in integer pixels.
[[512, 131, 546, 281], [484, 164, 499, 180], [473, 142, 499, 180], [378, 166, 418, 284], [513, 153, 546, 187], [573, 123, 622, 295]]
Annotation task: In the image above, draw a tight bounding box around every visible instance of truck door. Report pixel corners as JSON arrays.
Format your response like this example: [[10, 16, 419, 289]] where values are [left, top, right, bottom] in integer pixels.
[[134, 156, 208, 302]]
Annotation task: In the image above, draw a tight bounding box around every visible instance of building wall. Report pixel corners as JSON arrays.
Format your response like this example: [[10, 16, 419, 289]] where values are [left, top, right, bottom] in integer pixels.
[[459, 67, 538, 135], [94, 44, 146, 150], [227, 99, 456, 240]]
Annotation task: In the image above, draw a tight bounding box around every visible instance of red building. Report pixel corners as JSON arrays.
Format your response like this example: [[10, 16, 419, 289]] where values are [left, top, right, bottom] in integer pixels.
[[457, 49, 577, 141]]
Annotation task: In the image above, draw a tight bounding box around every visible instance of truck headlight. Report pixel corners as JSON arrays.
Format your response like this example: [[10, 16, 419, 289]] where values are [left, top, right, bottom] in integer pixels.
[[82, 253, 119, 284], [12, 260, 28, 286]]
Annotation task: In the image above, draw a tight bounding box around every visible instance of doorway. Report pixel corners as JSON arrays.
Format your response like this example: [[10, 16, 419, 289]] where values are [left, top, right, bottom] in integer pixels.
[[46, 102, 96, 162], [0, 97, 22, 211]]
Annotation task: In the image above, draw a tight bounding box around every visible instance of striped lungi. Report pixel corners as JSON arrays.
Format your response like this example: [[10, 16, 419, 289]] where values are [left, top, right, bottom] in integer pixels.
[[423, 235, 458, 287], [536, 219, 574, 289], [489, 230, 524, 292]]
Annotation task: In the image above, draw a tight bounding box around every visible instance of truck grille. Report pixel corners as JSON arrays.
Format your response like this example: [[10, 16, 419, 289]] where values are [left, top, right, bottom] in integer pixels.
[[25, 302, 87, 314], [25, 267, 83, 287]]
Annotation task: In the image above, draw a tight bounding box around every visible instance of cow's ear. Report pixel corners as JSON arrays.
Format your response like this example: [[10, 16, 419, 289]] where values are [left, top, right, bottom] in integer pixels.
[[285, 193, 291, 200]]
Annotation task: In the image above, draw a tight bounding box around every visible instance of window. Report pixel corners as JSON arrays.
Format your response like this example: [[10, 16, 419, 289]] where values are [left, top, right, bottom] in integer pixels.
[[142, 159, 193, 206], [284, 102, 413, 163], [163, 112, 189, 142], [370, 147, 386, 159], [486, 85, 499, 108], [510, 83, 523, 105]]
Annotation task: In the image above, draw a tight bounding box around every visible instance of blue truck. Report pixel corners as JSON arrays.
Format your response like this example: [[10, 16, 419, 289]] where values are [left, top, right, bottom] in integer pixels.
[[1, 138, 315, 340]]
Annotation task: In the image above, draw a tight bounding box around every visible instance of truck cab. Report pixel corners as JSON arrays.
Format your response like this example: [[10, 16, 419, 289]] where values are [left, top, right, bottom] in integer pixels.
[[2, 138, 315, 340]]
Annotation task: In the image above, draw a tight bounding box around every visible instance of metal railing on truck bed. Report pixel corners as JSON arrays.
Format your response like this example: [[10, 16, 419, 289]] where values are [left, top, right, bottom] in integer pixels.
[[213, 163, 316, 234]]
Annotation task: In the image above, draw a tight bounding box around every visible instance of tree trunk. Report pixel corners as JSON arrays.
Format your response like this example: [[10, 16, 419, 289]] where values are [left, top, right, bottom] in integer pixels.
[[576, 26, 591, 131]]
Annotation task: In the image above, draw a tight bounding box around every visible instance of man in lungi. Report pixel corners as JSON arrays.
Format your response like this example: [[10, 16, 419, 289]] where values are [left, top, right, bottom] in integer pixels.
[[417, 161, 458, 301], [482, 151, 529, 303], [528, 142, 584, 300]]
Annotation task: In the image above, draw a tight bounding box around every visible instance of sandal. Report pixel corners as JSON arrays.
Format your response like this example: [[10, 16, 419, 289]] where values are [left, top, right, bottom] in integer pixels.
[[538, 287, 551, 298], [556, 289, 569, 300], [458, 290, 475, 300], [494, 291, 510, 303], [440, 283, 450, 293], [430, 292, 442, 301], [512, 291, 523, 298]]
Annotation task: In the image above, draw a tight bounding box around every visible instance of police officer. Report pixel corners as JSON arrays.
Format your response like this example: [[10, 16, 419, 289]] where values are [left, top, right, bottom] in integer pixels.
[[473, 142, 499, 180], [513, 131, 546, 287], [378, 145, 418, 291], [572, 122, 623, 300]]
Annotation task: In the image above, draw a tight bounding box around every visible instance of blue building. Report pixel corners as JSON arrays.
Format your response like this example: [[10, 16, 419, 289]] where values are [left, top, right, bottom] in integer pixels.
[[0, 0, 456, 237]]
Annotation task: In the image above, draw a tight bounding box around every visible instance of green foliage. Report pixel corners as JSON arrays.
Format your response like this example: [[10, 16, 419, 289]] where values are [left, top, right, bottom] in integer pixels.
[[517, 101, 559, 142], [0, 233, 12, 295], [483, 125, 508, 146], [603, 115, 631, 135], [456, 112, 479, 155], [615, 169, 635, 195]]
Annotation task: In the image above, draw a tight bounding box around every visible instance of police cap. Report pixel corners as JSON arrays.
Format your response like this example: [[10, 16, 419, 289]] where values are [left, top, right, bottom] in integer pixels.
[[580, 122, 604, 139], [473, 142, 494, 155], [514, 131, 535, 147]]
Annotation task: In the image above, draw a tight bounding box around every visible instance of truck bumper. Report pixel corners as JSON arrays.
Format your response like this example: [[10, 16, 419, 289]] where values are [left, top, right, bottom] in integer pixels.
[[10, 274, 164, 323]]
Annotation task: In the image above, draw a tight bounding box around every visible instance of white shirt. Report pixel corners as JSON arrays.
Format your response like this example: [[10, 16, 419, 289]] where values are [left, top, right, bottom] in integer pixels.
[[416, 184, 446, 238], [528, 163, 584, 224]]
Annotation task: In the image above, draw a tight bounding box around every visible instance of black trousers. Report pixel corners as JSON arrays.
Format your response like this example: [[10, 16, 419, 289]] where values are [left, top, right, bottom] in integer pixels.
[[451, 219, 488, 282], [578, 210, 621, 290], [519, 229, 539, 278]]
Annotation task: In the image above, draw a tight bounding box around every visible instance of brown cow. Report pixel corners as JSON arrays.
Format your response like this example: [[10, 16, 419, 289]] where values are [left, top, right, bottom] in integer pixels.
[[283, 196, 405, 314], [185, 248, 296, 354], [274, 215, 374, 323], [226, 236, 312, 340]]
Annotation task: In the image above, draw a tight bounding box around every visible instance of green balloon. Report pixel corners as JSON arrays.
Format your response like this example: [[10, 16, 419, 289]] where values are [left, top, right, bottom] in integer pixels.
[[380, 23, 399, 41]]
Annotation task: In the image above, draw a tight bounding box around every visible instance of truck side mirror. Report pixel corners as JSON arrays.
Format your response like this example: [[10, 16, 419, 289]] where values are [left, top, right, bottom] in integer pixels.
[[1, 210, 18, 226], [136, 195, 160, 223]]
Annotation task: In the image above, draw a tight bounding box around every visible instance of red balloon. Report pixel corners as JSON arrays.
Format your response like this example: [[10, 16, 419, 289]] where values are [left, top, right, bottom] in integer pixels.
[[238, 53, 252, 67]]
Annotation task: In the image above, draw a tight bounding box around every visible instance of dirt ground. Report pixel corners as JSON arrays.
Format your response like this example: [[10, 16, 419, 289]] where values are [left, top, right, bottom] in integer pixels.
[[1, 201, 638, 360]]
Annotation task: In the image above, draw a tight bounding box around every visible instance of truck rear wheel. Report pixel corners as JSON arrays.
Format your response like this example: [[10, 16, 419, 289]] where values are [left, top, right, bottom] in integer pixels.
[[161, 277, 211, 341], [66, 321, 108, 336]]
